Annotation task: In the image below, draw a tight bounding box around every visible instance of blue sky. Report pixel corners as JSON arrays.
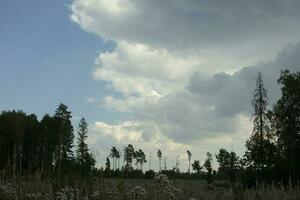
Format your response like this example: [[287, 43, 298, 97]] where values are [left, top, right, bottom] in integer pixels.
[[0, 0, 123, 123], [1, 0, 300, 169]]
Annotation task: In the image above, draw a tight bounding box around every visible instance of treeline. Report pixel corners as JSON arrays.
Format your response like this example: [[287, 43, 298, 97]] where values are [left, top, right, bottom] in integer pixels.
[[0, 70, 299, 186], [0, 104, 95, 178]]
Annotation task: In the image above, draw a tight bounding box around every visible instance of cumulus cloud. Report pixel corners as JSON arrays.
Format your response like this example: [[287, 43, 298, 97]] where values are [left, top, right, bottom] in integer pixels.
[[92, 41, 198, 95], [88, 43, 300, 170], [189, 42, 300, 118], [71, 0, 300, 50], [70, 0, 300, 168]]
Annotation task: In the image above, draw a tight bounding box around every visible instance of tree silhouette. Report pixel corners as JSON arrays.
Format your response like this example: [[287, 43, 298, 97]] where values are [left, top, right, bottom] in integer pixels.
[[273, 70, 300, 181], [110, 146, 119, 171], [54, 103, 74, 175], [124, 144, 135, 171], [187, 150, 192, 173], [216, 148, 240, 183], [163, 156, 167, 170], [134, 149, 146, 171], [115, 148, 120, 170], [105, 156, 110, 171], [157, 149, 162, 172], [204, 152, 213, 183], [76, 117, 95, 175], [192, 160, 202, 173], [245, 72, 275, 178]]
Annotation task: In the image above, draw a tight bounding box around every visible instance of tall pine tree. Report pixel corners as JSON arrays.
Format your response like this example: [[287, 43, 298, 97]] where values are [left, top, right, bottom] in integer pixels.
[[54, 103, 74, 175], [76, 117, 95, 175], [245, 72, 275, 178]]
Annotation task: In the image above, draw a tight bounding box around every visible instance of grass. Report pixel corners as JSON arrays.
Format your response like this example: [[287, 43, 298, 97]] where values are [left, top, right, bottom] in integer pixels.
[[0, 174, 300, 200]]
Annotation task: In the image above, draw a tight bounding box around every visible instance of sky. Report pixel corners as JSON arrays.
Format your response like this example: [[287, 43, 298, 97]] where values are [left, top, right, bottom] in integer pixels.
[[1, 0, 300, 171]]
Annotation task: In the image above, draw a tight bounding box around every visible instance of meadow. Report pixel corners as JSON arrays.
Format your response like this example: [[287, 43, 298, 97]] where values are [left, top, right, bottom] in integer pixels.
[[1, 174, 300, 200]]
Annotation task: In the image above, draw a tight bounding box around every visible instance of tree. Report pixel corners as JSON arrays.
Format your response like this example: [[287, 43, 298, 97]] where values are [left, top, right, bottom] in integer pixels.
[[273, 70, 300, 180], [76, 117, 95, 175], [110, 147, 119, 171], [124, 144, 135, 171], [192, 160, 202, 173], [105, 157, 111, 171], [54, 103, 74, 175], [174, 156, 180, 173], [133, 149, 147, 171], [187, 150, 192, 173], [245, 72, 275, 177], [138, 149, 146, 171], [163, 156, 167, 170], [0, 111, 32, 176], [115, 148, 120, 170], [216, 148, 240, 183], [133, 150, 139, 170], [203, 152, 213, 183], [22, 114, 40, 174], [40, 114, 58, 174], [157, 149, 162, 172]]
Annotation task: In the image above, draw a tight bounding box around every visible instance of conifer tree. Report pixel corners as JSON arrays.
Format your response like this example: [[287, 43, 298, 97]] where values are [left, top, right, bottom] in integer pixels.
[[157, 149, 162, 171], [105, 157, 111, 171], [124, 144, 135, 171], [245, 72, 274, 176], [187, 150, 192, 173], [76, 117, 95, 174], [54, 103, 74, 174], [204, 152, 213, 183]]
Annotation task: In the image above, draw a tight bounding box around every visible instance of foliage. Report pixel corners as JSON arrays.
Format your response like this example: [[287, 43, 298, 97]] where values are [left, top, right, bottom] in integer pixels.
[[124, 144, 135, 171], [273, 70, 300, 181], [203, 152, 213, 184], [157, 149, 162, 171], [216, 148, 241, 183], [191, 160, 202, 173], [76, 117, 95, 175]]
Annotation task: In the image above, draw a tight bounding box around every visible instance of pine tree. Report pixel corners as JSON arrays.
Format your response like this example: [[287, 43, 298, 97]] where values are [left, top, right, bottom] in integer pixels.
[[137, 149, 146, 171], [110, 147, 117, 171], [245, 72, 274, 176], [76, 117, 95, 175], [157, 149, 162, 172], [204, 152, 213, 183], [124, 144, 135, 171], [105, 157, 111, 171], [187, 150, 192, 173], [115, 149, 120, 170], [54, 103, 74, 175]]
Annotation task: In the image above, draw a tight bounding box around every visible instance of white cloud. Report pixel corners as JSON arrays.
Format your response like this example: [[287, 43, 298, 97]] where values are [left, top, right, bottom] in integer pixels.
[[70, 0, 300, 168], [71, 0, 300, 66], [92, 41, 199, 95]]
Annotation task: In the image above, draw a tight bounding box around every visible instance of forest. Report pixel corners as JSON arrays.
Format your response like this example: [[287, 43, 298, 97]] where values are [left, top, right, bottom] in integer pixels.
[[0, 69, 299, 199]]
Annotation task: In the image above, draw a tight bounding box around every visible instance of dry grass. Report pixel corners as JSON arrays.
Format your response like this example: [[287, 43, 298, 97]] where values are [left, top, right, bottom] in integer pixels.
[[0, 175, 299, 200]]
